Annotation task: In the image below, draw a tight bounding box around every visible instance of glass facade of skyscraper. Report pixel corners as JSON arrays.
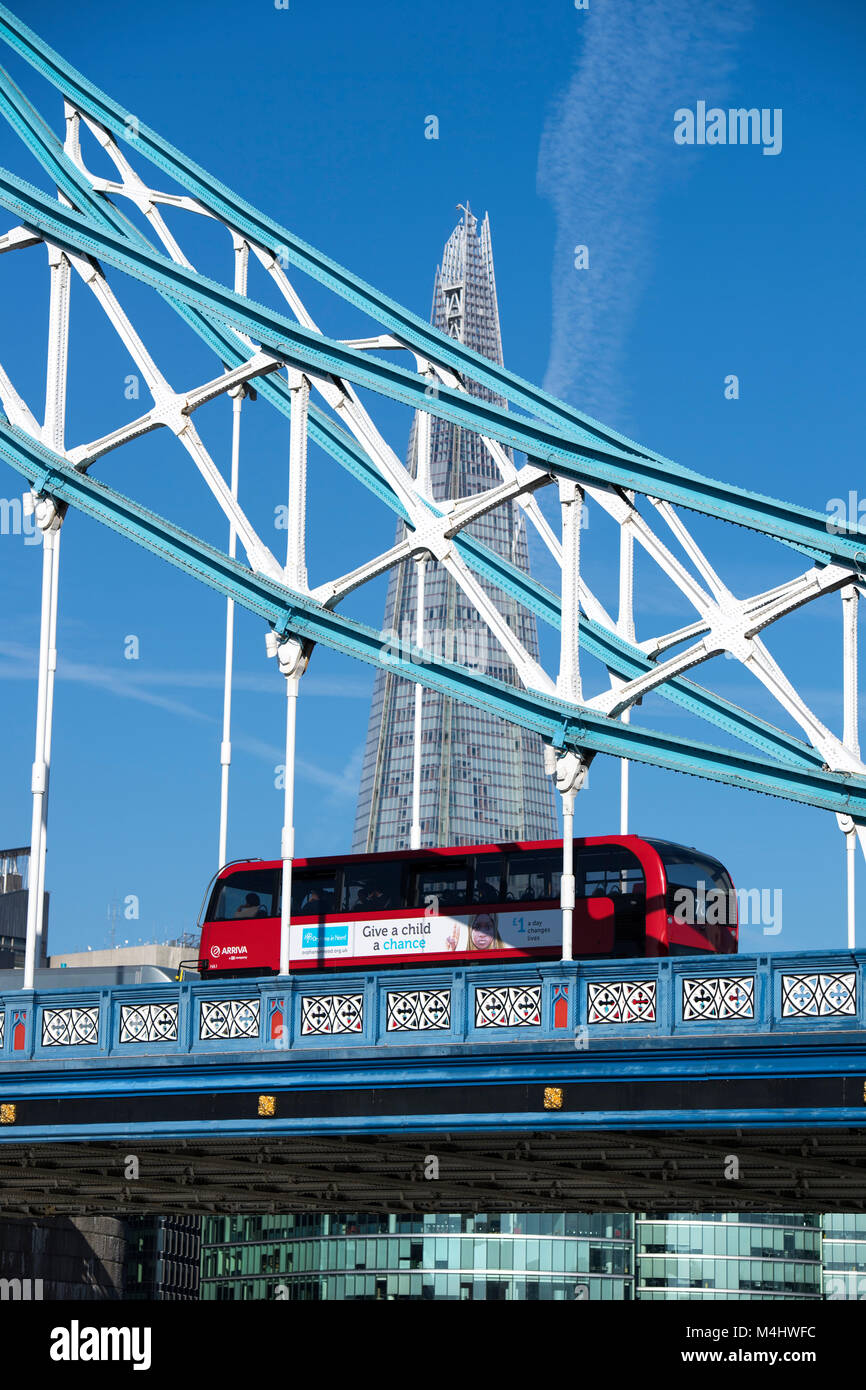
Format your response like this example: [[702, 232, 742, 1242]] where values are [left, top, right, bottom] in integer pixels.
[[352, 208, 557, 853]]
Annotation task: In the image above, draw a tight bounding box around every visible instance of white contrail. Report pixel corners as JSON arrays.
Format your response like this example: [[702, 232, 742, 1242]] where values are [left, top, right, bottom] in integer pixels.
[[538, 0, 753, 424], [0, 642, 362, 800]]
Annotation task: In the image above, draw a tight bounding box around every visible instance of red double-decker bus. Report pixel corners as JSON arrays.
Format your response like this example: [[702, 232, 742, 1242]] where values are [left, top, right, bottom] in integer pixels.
[[197, 835, 738, 976]]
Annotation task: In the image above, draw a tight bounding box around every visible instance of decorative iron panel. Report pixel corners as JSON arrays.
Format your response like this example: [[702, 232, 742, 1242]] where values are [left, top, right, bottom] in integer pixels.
[[199, 999, 260, 1041], [682, 977, 755, 1022], [41, 1006, 99, 1047], [386, 990, 451, 1031], [588, 981, 656, 1024], [781, 973, 857, 1018], [300, 995, 364, 1035], [119, 1002, 179, 1044], [474, 985, 541, 1028]]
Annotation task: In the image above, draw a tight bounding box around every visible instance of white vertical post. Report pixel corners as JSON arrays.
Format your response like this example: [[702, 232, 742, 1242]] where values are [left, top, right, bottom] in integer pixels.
[[618, 507, 635, 835], [842, 585, 860, 949], [273, 367, 311, 977], [271, 637, 306, 978], [557, 480, 584, 961], [618, 507, 634, 835], [410, 404, 432, 851], [619, 712, 631, 836], [558, 481, 583, 706], [410, 558, 427, 850], [23, 525, 57, 989], [24, 245, 70, 987], [34, 524, 61, 966], [847, 831, 857, 952], [280, 669, 300, 978], [218, 389, 242, 869], [286, 370, 309, 592], [561, 790, 575, 961], [217, 239, 248, 869]]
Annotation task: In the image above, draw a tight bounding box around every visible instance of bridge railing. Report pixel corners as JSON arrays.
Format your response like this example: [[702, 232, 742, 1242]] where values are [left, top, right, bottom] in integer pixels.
[[0, 952, 862, 1060]]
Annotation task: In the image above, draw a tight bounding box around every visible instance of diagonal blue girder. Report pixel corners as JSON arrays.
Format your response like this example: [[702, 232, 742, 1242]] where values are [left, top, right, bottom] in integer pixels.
[[0, 164, 861, 570], [0, 417, 859, 816], [0, 69, 827, 774]]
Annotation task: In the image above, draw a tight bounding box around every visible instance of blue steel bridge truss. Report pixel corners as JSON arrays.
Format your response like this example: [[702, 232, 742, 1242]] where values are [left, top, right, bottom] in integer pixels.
[[0, 2, 864, 873]]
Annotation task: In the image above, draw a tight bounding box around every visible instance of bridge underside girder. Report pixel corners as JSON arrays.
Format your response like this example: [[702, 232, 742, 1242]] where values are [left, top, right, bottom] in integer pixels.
[[1, 1131, 865, 1216]]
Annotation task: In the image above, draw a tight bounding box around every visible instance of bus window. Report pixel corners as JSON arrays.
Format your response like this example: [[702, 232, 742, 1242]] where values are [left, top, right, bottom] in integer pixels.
[[577, 848, 644, 899], [289, 871, 339, 917], [505, 851, 562, 902], [411, 860, 470, 909], [343, 861, 405, 913], [649, 845, 735, 927], [473, 856, 506, 905], [576, 847, 646, 957], [208, 869, 278, 921]]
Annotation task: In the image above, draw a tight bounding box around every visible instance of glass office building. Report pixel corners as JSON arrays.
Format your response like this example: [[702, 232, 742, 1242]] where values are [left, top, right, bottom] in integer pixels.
[[821, 1214, 866, 1299], [199, 1213, 634, 1301], [352, 207, 557, 852], [0, 846, 47, 967], [125, 1215, 201, 1300], [200, 1212, 866, 1301], [636, 1215, 823, 1300], [199, 1212, 866, 1300]]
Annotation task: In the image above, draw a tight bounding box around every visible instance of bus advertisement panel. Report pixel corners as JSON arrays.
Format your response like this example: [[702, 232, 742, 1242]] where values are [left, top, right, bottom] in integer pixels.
[[203, 899, 615, 972], [292, 901, 613, 965]]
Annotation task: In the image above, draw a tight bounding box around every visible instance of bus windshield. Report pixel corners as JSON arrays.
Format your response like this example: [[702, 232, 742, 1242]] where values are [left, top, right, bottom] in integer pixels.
[[207, 868, 278, 921], [646, 841, 736, 927]]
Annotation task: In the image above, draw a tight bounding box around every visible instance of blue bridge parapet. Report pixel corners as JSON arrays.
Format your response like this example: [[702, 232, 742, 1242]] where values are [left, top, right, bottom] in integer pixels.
[[0, 951, 865, 1141], [0, 950, 862, 1063]]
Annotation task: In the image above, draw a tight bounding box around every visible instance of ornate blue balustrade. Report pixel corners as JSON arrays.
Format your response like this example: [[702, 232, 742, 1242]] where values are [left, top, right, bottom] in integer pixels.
[[0, 951, 862, 1063]]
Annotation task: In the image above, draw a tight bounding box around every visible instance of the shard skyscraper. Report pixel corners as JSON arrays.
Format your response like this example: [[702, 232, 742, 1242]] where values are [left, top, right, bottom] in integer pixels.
[[353, 207, 557, 852]]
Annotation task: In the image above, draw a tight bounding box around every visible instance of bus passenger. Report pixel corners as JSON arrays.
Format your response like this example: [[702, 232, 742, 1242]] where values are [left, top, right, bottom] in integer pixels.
[[235, 893, 265, 919], [359, 882, 391, 911], [300, 885, 332, 915]]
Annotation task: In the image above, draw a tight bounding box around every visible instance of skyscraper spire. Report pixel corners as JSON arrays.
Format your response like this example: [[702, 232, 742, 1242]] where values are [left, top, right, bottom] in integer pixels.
[[353, 210, 557, 851]]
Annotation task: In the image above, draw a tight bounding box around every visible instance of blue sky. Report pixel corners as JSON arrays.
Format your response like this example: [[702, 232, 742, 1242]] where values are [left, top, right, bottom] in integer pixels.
[[0, 0, 864, 956]]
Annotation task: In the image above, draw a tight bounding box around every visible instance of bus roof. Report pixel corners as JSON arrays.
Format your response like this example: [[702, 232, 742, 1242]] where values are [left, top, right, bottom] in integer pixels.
[[215, 834, 730, 877]]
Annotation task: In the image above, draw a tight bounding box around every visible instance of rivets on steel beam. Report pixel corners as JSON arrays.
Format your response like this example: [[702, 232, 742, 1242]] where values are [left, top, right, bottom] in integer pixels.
[[258, 1095, 276, 1118], [543, 1087, 563, 1111]]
